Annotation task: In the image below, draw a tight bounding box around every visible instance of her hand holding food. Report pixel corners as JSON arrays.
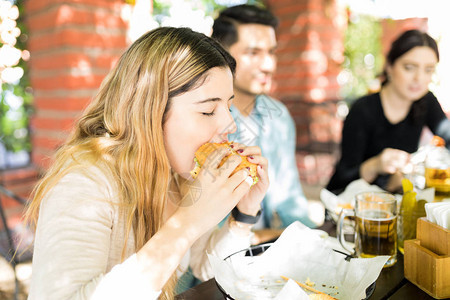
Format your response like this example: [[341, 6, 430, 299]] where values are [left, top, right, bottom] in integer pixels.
[[186, 141, 269, 233]]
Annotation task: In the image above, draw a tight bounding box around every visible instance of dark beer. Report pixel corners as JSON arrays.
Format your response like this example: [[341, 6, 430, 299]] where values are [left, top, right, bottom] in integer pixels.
[[356, 210, 397, 263]]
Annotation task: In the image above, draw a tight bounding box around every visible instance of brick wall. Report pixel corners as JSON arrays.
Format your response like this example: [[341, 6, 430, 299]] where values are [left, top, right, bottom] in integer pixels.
[[24, 0, 129, 170], [0, 166, 38, 209], [266, 0, 345, 187], [381, 18, 428, 56], [11, 1, 430, 202], [19, 0, 344, 193], [0, 0, 130, 217]]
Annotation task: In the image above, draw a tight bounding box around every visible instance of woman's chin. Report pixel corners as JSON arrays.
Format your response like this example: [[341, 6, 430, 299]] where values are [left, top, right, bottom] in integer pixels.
[[174, 166, 196, 181]]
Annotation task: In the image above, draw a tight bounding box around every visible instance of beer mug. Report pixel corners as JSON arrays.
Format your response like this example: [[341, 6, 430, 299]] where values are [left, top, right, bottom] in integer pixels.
[[337, 191, 398, 267], [425, 147, 450, 201]]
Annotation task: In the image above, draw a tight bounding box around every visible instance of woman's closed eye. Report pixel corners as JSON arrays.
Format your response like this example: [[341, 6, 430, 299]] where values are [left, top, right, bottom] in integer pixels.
[[404, 64, 416, 71], [202, 111, 215, 116], [201, 107, 232, 116], [425, 66, 435, 74]]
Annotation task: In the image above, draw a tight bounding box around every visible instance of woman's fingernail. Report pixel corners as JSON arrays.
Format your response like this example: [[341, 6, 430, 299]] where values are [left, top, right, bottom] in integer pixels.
[[230, 144, 234, 148], [248, 156, 254, 159], [237, 149, 243, 153], [245, 176, 253, 186]]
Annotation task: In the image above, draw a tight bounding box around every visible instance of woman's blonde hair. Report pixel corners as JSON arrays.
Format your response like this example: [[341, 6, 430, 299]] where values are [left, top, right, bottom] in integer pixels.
[[25, 27, 235, 299]]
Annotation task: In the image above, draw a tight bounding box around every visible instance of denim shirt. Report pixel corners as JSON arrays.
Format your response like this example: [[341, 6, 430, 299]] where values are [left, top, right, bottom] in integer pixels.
[[228, 95, 315, 228]]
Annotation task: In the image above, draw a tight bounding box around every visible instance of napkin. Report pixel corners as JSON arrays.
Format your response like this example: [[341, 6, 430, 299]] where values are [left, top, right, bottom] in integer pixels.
[[425, 202, 450, 229], [320, 179, 385, 221], [209, 222, 388, 300], [321, 179, 435, 222]]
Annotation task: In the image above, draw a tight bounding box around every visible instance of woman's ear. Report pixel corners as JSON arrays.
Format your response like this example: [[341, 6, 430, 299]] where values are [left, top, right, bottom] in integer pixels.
[[385, 64, 393, 81]]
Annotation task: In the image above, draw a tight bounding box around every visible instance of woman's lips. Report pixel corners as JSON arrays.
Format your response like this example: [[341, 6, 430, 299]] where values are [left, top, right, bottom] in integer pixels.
[[408, 85, 423, 93]]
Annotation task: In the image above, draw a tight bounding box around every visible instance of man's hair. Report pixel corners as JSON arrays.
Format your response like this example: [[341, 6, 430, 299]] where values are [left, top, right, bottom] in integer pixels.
[[212, 4, 279, 48]]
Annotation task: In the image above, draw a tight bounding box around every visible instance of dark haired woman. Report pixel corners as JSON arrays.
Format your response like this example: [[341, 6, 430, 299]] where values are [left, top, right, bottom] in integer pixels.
[[327, 29, 450, 194]]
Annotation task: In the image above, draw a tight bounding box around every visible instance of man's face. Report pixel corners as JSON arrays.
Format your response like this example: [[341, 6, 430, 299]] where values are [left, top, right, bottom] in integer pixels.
[[228, 24, 277, 96]]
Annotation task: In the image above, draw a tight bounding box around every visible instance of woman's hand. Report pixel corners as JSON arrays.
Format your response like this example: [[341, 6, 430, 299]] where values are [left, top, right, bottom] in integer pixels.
[[377, 148, 410, 174], [231, 143, 269, 216], [360, 148, 410, 184], [175, 146, 253, 237], [138, 147, 253, 293]]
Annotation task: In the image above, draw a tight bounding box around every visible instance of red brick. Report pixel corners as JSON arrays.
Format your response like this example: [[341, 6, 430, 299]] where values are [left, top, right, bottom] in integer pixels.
[[270, 0, 330, 15], [30, 52, 116, 72], [34, 97, 91, 111], [31, 152, 53, 170], [0, 198, 23, 211], [2, 181, 34, 199], [30, 52, 88, 70], [27, 5, 126, 31], [0, 166, 40, 209], [267, 0, 308, 7], [31, 116, 76, 131], [95, 54, 120, 70], [381, 18, 428, 56], [28, 29, 127, 52], [32, 135, 65, 151], [276, 37, 344, 53], [31, 73, 105, 90], [297, 133, 310, 146], [25, 0, 124, 15], [2, 165, 37, 178]]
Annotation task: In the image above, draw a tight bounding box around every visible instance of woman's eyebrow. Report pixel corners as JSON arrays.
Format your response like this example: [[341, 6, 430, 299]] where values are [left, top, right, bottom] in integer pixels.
[[195, 97, 221, 104], [195, 95, 234, 104]]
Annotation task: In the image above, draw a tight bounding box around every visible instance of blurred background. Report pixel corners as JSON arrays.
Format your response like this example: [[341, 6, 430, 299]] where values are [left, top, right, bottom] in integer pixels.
[[0, 0, 449, 298]]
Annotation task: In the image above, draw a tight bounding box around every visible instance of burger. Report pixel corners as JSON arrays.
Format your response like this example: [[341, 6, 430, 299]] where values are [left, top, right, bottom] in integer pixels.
[[190, 142, 259, 186]]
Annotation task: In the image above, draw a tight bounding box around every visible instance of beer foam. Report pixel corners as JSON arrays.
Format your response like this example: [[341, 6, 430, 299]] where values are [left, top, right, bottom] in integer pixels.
[[357, 209, 396, 221]]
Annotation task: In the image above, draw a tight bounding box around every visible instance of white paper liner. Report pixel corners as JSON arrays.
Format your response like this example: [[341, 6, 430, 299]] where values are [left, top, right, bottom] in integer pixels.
[[320, 179, 435, 223], [209, 222, 389, 300]]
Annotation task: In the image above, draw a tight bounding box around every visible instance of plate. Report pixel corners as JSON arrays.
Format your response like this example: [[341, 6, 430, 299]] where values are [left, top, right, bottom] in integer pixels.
[[216, 243, 376, 300]]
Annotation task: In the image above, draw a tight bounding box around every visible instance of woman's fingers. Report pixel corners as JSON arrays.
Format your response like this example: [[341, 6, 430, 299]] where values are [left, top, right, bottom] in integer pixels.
[[198, 147, 242, 182], [227, 168, 252, 188], [217, 154, 243, 179], [256, 163, 269, 186], [380, 148, 410, 174], [246, 155, 267, 168], [229, 169, 253, 198], [231, 143, 261, 156]]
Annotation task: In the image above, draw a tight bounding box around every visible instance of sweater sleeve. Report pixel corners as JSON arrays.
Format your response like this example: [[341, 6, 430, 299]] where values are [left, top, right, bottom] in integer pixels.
[[327, 98, 372, 194], [28, 169, 161, 300], [425, 92, 450, 148], [189, 219, 252, 281]]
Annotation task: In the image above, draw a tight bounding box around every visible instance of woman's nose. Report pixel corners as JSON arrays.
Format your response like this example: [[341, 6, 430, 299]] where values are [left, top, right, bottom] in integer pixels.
[[219, 107, 237, 136], [415, 69, 430, 84]]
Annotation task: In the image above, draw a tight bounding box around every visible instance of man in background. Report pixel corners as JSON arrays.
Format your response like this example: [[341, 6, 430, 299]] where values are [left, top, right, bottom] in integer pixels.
[[212, 4, 316, 244]]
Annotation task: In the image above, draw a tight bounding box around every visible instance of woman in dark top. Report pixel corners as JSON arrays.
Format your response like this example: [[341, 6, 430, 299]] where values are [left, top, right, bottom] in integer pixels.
[[327, 29, 450, 194]]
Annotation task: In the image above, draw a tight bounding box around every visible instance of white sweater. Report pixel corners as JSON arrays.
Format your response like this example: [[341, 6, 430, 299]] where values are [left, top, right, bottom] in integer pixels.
[[28, 165, 251, 299]]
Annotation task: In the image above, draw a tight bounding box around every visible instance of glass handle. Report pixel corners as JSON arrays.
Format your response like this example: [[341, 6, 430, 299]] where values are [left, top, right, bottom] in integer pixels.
[[337, 208, 355, 254]]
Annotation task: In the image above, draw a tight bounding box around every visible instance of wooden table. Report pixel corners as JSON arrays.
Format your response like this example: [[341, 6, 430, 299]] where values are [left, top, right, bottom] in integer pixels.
[[176, 221, 437, 300]]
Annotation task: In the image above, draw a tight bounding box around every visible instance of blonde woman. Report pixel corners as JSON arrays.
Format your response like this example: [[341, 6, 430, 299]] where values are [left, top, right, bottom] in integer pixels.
[[25, 27, 269, 300]]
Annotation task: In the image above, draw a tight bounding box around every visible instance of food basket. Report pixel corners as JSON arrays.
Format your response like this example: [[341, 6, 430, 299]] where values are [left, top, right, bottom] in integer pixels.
[[215, 243, 376, 300]]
